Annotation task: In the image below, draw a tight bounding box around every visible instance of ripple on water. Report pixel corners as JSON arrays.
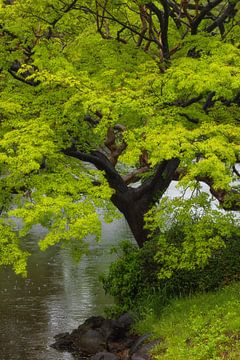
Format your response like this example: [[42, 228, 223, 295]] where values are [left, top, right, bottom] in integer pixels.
[[0, 218, 133, 360]]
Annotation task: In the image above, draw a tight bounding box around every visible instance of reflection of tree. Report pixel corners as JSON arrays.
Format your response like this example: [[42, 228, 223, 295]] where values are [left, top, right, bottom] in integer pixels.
[[59, 218, 133, 323], [0, 243, 64, 360], [0, 218, 132, 360]]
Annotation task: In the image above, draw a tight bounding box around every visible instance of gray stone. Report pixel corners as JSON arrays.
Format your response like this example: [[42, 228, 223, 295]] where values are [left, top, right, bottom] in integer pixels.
[[130, 339, 161, 360], [131, 355, 146, 360], [75, 329, 106, 354], [51, 332, 73, 351], [78, 316, 105, 332], [117, 313, 134, 331], [92, 351, 119, 360]]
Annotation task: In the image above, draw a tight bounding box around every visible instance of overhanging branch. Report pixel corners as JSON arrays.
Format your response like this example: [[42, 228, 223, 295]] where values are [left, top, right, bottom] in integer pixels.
[[62, 147, 128, 193]]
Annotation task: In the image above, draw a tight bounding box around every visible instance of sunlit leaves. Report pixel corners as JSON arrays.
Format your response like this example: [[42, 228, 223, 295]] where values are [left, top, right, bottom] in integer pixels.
[[145, 194, 240, 279], [0, 222, 29, 276], [0, 0, 240, 275]]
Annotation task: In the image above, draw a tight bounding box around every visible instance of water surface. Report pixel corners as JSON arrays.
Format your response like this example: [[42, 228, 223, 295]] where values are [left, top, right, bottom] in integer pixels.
[[0, 218, 132, 360]]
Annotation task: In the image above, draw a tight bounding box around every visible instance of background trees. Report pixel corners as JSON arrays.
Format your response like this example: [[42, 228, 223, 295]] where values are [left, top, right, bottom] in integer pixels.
[[0, 0, 240, 274]]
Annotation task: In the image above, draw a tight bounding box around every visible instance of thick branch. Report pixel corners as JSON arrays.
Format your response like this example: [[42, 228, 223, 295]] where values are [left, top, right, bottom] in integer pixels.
[[146, 2, 170, 59], [202, 178, 240, 211], [165, 94, 203, 107], [173, 168, 240, 211], [122, 165, 149, 185], [205, 2, 237, 34], [104, 125, 127, 166], [191, 0, 223, 35], [63, 147, 128, 193], [8, 69, 40, 87], [136, 158, 180, 199]]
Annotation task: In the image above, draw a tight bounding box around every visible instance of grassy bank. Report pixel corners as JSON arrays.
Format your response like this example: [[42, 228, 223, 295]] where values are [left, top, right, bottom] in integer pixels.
[[134, 282, 240, 360]]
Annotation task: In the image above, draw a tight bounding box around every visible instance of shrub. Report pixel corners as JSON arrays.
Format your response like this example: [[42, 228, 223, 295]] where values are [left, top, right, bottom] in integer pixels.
[[101, 196, 240, 315]]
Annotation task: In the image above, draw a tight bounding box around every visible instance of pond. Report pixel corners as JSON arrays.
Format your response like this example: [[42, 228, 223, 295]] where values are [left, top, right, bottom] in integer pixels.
[[0, 218, 133, 360]]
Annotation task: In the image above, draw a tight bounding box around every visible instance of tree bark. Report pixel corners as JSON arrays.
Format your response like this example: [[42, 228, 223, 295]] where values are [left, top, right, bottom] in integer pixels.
[[111, 158, 180, 247], [63, 147, 180, 247], [111, 188, 149, 247]]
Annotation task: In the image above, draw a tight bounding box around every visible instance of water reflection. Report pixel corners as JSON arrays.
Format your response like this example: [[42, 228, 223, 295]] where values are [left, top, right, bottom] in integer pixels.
[[0, 218, 132, 360]]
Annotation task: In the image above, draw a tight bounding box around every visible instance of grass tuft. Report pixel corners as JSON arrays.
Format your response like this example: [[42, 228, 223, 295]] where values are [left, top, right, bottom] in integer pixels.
[[134, 282, 240, 359]]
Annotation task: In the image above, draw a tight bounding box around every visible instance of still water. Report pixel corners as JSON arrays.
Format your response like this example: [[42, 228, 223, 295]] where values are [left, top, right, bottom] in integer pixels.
[[0, 218, 132, 360]]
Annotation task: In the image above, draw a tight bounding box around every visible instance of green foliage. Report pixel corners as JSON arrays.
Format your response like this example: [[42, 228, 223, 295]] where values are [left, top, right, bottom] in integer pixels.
[[102, 199, 240, 314], [0, 222, 29, 276], [145, 193, 240, 279], [101, 239, 161, 315], [135, 282, 240, 360], [0, 0, 240, 274]]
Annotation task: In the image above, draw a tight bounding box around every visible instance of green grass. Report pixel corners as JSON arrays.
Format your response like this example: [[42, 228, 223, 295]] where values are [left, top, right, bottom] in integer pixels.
[[134, 282, 240, 360]]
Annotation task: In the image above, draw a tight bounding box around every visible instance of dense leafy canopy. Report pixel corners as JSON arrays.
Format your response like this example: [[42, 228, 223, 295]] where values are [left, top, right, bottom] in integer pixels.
[[0, 0, 240, 275], [146, 194, 240, 278]]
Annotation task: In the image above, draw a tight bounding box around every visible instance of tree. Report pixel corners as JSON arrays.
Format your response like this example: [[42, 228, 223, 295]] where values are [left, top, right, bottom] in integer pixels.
[[0, 0, 239, 275]]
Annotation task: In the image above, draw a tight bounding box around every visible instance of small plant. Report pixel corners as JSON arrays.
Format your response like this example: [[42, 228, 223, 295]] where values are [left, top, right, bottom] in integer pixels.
[[101, 195, 240, 316], [145, 193, 240, 280], [101, 239, 162, 315]]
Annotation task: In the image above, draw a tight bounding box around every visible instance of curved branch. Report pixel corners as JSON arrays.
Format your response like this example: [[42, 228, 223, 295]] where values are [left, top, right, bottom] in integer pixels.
[[8, 69, 40, 87], [62, 147, 128, 193], [122, 165, 149, 185], [205, 2, 237, 34], [173, 168, 240, 211], [191, 0, 223, 35], [136, 158, 180, 199]]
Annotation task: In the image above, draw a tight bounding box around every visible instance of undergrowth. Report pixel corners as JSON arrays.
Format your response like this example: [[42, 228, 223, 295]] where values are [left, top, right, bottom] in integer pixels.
[[134, 282, 240, 360]]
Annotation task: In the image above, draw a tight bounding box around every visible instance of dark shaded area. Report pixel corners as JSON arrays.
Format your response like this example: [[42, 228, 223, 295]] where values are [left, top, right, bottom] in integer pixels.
[[52, 314, 159, 360]]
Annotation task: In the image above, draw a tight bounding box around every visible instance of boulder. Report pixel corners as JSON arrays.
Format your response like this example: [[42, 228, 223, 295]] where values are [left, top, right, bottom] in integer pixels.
[[131, 339, 161, 360], [51, 313, 136, 356], [77, 316, 105, 333], [72, 329, 106, 354], [92, 351, 119, 360], [51, 332, 73, 351], [117, 313, 134, 332]]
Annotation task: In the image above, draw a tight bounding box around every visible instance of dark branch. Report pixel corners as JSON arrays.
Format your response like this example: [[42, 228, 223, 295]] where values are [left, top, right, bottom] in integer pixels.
[[62, 147, 128, 193], [136, 158, 180, 199], [146, 2, 170, 59], [202, 91, 215, 113], [179, 113, 199, 124], [122, 166, 150, 185], [165, 94, 203, 107], [205, 2, 237, 34], [173, 168, 240, 211], [8, 69, 40, 87], [191, 0, 223, 35]]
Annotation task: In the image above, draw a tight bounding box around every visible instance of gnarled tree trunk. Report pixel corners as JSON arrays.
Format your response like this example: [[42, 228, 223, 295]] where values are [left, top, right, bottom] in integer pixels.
[[63, 147, 180, 247]]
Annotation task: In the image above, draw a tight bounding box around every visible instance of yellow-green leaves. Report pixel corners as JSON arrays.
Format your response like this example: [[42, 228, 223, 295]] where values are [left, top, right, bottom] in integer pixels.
[[0, 0, 240, 275], [0, 222, 29, 276], [145, 194, 240, 279]]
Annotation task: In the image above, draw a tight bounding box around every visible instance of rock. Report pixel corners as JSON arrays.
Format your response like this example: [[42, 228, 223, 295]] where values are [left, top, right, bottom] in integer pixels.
[[131, 355, 146, 360], [54, 332, 70, 341], [51, 314, 136, 357], [129, 334, 152, 355], [51, 332, 73, 351], [130, 339, 161, 360], [99, 319, 119, 340], [117, 313, 134, 332], [107, 336, 136, 353], [78, 316, 105, 333], [73, 329, 106, 354], [92, 351, 119, 360]]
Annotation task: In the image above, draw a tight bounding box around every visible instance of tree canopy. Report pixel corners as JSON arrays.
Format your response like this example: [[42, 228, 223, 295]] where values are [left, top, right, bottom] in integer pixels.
[[0, 0, 240, 275]]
